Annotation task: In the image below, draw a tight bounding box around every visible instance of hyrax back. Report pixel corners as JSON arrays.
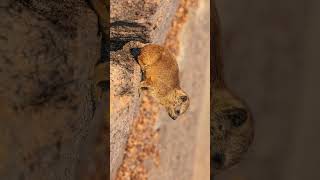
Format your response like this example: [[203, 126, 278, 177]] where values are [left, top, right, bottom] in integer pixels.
[[137, 44, 189, 120]]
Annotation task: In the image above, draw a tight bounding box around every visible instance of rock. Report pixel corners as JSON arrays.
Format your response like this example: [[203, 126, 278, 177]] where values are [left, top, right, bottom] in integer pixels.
[[110, 0, 211, 179], [109, 0, 180, 179], [109, 42, 141, 179], [110, 0, 180, 50], [0, 1, 105, 179]]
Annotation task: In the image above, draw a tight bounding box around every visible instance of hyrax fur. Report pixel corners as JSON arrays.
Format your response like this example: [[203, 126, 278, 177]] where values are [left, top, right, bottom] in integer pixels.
[[211, 2, 254, 177], [88, 0, 108, 35], [136, 44, 190, 120]]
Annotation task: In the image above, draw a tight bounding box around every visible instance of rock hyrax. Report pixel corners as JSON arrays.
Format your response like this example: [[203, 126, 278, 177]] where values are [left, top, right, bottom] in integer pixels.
[[211, 2, 254, 176], [211, 86, 254, 174], [134, 44, 190, 120]]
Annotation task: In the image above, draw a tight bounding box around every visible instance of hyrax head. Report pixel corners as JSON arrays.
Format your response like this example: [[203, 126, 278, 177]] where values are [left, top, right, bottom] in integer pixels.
[[162, 89, 190, 120], [211, 88, 254, 174]]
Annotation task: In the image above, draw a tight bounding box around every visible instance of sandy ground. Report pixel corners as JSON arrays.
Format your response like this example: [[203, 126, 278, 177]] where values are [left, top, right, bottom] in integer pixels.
[[148, 0, 210, 179]]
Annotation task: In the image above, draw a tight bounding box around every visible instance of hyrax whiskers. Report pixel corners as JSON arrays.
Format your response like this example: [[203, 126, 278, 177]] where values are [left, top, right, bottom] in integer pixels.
[[132, 44, 190, 120]]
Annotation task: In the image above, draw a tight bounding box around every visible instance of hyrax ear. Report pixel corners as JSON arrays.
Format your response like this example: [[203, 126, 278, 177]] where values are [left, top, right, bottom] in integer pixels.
[[180, 95, 188, 102], [222, 107, 248, 127]]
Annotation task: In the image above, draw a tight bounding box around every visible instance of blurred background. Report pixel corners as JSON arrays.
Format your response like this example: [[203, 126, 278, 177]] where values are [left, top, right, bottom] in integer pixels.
[[215, 0, 320, 179]]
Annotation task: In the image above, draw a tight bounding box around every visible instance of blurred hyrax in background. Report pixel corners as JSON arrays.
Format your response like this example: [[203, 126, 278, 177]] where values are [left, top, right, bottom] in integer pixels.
[[216, 0, 320, 179], [211, 1, 254, 178]]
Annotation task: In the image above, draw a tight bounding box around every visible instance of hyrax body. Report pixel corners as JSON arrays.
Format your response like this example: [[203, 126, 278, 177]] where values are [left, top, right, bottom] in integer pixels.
[[137, 44, 190, 120], [211, 2, 254, 177]]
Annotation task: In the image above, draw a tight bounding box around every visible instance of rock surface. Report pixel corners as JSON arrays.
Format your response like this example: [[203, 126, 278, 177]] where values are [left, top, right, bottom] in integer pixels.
[[109, 42, 141, 179], [0, 0, 106, 179], [110, 0, 179, 50], [0, 0, 210, 179], [112, 0, 210, 179], [109, 0, 180, 179]]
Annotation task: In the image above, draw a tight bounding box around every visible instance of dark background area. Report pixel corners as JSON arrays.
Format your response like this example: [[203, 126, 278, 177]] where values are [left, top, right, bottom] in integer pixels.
[[216, 0, 320, 179]]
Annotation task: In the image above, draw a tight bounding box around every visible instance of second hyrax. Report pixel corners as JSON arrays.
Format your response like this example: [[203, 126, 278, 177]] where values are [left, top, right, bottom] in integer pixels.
[[211, 2, 254, 177], [137, 44, 190, 120]]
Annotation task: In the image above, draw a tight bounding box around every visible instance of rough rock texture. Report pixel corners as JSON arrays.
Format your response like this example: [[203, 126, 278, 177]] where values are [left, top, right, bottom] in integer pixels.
[[110, 0, 180, 50], [116, 93, 161, 180], [110, 0, 210, 179], [109, 43, 141, 179], [0, 0, 106, 179], [109, 0, 180, 179]]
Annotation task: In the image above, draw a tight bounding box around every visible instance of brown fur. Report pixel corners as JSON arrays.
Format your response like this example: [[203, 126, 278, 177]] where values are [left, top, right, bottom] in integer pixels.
[[211, 1, 254, 176], [138, 44, 190, 120], [88, 0, 108, 33]]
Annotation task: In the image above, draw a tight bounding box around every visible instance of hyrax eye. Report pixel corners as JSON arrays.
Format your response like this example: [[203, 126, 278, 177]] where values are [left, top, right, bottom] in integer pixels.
[[180, 95, 188, 102], [175, 109, 181, 115], [223, 108, 247, 127]]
